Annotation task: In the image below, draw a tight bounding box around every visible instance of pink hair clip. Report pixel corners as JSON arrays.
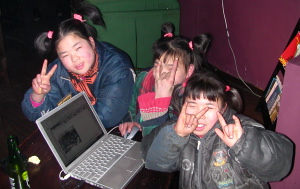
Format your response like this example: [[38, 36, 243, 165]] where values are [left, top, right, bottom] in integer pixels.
[[225, 85, 231, 91], [189, 41, 193, 50], [164, 33, 173, 38], [73, 14, 86, 22], [47, 31, 53, 39], [182, 82, 187, 88]]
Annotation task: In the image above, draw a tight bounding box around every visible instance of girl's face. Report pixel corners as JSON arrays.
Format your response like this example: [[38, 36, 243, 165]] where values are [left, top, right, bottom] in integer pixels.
[[56, 33, 96, 75], [154, 54, 194, 85], [185, 94, 226, 136]]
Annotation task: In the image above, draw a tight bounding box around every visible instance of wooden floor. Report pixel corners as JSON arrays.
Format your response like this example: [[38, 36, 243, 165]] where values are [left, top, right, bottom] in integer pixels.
[[0, 44, 263, 161]]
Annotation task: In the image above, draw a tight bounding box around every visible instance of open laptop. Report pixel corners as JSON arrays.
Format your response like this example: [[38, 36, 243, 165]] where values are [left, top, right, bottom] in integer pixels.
[[36, 92, 144, 189]]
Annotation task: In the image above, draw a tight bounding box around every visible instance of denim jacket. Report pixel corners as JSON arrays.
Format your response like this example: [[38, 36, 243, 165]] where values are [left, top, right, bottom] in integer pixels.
[[141, 108, 294, 189], [22, 41, 134, 128]]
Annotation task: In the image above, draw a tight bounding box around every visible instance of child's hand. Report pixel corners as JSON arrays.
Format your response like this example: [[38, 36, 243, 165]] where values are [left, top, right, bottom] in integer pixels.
[[174, 102, 208, 137], [215, 112, 243, 147], [119, 122, 142, 136], [154, 58, 178, 98], [31, 59, 57, 101]]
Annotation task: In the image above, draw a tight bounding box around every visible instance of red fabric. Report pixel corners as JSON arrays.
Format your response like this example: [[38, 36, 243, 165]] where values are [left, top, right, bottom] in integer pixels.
[[140, 68, 155, 94], [138, 93, 171, 112]]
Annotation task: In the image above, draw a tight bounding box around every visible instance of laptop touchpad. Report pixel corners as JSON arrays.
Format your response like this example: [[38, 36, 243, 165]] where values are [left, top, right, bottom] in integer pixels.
[[98, 156, 144, 189]]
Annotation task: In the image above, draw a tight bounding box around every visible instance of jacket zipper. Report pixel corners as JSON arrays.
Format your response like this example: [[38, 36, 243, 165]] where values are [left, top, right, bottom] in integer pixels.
[[197, 140, 201, 150], [60, 76, 70, 81]]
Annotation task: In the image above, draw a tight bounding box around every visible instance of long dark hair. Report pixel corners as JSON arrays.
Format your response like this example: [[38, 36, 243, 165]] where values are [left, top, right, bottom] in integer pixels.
[[34, 0, 105, 59]]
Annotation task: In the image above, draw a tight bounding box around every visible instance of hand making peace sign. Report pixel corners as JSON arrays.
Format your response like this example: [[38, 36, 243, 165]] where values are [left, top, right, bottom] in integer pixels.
[[154, 58, 178, 99], [215, 112, 243, 147], [31, 59, 57, 102]]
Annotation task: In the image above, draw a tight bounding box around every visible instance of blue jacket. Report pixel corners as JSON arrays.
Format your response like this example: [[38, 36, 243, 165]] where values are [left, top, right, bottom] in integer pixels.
[[142, 108, 294, 189], [22, 41, 134, 128]]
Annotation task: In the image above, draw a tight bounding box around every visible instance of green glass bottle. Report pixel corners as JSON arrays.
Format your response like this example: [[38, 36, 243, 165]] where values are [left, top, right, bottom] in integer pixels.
[[7, 135, 30, 189]]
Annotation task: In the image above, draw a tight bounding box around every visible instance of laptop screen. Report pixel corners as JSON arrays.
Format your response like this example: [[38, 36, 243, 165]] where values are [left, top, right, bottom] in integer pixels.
[[39, 93, 105, 166]]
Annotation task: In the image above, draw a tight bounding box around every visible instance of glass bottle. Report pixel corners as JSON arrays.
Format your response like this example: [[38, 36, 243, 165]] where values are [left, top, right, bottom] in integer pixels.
[[7, 135, 30, 189]]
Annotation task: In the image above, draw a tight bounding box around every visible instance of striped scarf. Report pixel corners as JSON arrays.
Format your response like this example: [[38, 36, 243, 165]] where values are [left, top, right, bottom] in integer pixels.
[[69, 53, 99, 105]]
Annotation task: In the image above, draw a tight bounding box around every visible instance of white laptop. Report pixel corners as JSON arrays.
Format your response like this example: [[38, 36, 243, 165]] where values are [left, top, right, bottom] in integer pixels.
[[36, 92, 144, 189]]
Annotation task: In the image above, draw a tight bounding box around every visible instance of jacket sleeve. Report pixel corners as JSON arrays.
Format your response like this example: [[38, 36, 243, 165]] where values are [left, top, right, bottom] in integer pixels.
[[92, 52, 134, 128], [21, 63, 67, 121], [228, 125, 294, 182], [127, 71, 147, 122], [141, 121, 189, 172]]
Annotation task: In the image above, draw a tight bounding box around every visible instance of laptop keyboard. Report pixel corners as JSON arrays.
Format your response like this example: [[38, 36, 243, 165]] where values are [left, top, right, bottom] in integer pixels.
[[72, 135, 135, 182]]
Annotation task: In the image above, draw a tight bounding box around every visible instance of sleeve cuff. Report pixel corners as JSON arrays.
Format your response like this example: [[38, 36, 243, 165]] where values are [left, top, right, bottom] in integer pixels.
[[30, 94, 45, 108], [138, 92, 171, 112]]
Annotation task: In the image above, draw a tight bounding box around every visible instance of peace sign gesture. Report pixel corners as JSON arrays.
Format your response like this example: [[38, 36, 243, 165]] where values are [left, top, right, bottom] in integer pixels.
[[174, 102, 208, 137], [154, 58, 178, 99], [215, 112, 243, 147], [31, 59, 57, 102]]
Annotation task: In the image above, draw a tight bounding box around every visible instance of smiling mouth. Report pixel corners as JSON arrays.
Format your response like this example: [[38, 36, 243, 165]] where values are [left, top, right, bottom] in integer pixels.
[[76, 63, 84, 70], [197, 124, 204, 128]]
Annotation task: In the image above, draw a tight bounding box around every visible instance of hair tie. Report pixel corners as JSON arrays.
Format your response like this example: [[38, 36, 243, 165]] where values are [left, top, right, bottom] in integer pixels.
[[182, 81, 187, 88], [189, 41, 193, 50], [47, 31, 53, 39], [164, 33, 173, 38], [73, 14, 86, 22], [225, 85, 231, 92]]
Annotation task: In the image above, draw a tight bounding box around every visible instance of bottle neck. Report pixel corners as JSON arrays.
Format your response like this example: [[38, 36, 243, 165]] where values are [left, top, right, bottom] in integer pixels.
[[7, 136, 21, 161]]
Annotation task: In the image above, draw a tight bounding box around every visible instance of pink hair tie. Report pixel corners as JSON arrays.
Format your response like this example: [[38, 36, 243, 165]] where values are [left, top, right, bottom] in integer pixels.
[[164, 33, 173, 38], [182, 82, 187, 88], [225, 85, 231, 91], [189, 41, 193, 50], [73, 14, 86, 22], [47, 31, 53, 39]]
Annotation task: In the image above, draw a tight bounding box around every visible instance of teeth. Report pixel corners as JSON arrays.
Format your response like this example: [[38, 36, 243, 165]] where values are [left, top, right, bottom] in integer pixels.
[[197, 124, 204, 127]]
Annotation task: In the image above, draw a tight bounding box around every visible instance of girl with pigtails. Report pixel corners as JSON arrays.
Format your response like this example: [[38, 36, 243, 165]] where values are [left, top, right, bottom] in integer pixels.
[[119, 22, 213, 136], [141, 71, 293, 188], [22, 0, 134, 128]]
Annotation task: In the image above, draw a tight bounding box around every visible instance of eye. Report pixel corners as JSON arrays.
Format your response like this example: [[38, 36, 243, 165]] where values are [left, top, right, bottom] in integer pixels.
[[76, 47, 81, 51], [187, 103, 196, 108], [207, 106, 218, 111], [61, 54, 68, 58]]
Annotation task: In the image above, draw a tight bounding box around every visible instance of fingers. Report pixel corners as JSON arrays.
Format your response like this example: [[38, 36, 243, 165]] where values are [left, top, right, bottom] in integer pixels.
[[41, 59, 48, 76], [185, 114, 195, 128], [180, 102, 188, 115], [232, 115, 241, 128], [47, 64, 58, 77], [169, 58, 178, 81], [119, 122, 142, 136], [217, 112, 232, 139], [195, 107, 209, 119], [215, 128, 225, 140], [119, 123, 126, 136], [154, 61, 161, 80], [217, 112, 227, 127]]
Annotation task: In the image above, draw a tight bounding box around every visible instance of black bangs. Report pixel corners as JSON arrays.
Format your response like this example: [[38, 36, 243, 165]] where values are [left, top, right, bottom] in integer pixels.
[[185, 81, 222, 102], [183, 72, 226, 106]]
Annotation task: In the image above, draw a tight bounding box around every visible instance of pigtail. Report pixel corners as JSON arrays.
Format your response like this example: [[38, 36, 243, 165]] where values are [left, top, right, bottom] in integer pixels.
[[225, 87, 243, 113], [72, 0, 105, 27], [70, 0, 105, 39], [160, 22, 175, 38], [34, 32, 54, 59], [191, 33, 213, 72]]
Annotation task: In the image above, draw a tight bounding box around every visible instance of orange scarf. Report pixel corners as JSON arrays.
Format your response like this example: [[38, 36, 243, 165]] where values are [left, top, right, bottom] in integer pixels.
[[69, 53, 99, 105]]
